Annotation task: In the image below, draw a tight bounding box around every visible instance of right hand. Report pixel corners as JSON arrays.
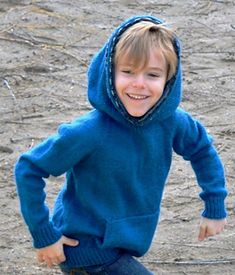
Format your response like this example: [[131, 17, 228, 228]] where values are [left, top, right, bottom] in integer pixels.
[[36, 235, 79, 268]]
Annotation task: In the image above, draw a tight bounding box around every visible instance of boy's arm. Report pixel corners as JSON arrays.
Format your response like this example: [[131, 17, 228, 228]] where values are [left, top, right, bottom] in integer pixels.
[[15, 121, 96, 249], [173, 109, 227, 237]]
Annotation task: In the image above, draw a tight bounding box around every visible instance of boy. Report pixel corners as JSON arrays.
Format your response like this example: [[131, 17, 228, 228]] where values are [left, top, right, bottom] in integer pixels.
[[15, 15, 227, 274]]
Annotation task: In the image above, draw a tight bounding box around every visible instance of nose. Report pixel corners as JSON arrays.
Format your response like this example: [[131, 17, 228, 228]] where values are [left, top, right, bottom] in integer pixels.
[[132, 74, 146, 89]]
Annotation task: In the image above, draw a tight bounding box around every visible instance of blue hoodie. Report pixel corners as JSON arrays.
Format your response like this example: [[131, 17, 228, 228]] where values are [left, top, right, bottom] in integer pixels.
[[15, 15, 227, 268]]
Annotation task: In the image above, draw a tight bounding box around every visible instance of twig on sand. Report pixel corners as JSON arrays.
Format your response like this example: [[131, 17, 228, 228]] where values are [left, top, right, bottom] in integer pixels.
[[199, 105, 222, 114], [2, 120, 30, 125], [217, 143, 227, 153], [0, 34, 64, 48], [206, 122, 234, 128], [155, 241, 235, 251], [143, 258, 235, 266], [21, 114, 44, 120], [2, 78, 17, 102], [0, 35, 36, 47]]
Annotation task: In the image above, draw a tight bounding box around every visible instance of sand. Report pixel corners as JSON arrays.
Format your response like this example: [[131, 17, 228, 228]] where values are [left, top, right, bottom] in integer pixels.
[[0, 0, 234, 274]]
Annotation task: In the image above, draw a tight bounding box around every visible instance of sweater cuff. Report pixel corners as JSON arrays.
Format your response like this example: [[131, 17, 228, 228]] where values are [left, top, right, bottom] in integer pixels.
[[30, 222, 62, 248], [202, 197, 227, 219]]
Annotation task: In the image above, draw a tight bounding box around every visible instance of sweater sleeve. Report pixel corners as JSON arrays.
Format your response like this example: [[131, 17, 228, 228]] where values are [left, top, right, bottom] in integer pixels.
[[173, 109, 227, 219], [14, 119, 97, 248]]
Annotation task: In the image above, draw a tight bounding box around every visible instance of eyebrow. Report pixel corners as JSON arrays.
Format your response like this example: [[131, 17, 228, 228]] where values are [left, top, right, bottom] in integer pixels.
[[116, 62, 166, 74], [117, 64, 164, 70], [147, 66, 165, 72]]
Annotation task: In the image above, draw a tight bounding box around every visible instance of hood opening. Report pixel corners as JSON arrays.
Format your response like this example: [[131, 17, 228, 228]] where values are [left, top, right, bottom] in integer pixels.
[[88, 15, 182, 127]]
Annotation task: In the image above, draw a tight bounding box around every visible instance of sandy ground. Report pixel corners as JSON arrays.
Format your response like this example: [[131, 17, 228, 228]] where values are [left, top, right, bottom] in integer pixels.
[[0, 0, 234, 274]]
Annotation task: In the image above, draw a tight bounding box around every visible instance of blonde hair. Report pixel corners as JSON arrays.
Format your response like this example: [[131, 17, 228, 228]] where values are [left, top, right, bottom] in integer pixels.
[[114, 21, 178, 81]]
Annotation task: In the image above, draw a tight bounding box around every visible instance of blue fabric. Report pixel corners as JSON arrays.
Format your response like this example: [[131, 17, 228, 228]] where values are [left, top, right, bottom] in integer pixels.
[[14, 15, 227, 269], [61, 254, 153, 274]]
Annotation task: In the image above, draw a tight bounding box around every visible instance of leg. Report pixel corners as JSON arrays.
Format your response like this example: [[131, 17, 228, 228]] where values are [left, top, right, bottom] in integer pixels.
[[103, 254, 154, 275], [84, 254, 153, 275], [61, 254, 153, 275], [61, 268, 90, 275]]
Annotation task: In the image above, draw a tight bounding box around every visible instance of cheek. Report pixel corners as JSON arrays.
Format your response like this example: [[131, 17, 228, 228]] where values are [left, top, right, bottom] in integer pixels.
[[115, 75, 128, 94], [159, 79, 167, 90], [114, 72, 121, 88], [151, 84, 165, 100], [152, 81, 165, 93], [114, 80, 121, 97]]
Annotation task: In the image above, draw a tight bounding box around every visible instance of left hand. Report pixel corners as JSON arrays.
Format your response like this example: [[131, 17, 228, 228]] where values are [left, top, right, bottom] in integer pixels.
[[36, 236, 79, 268], [198, 217, 227, 241]]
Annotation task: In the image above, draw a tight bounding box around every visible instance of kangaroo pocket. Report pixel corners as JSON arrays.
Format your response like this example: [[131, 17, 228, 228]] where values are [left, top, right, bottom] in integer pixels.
[[99, 212, 159, 257]]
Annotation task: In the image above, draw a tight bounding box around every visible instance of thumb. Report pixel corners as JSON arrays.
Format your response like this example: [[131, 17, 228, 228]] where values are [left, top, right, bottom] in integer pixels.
[[198, 225, 206, 241], [62, 236, 79, 247]]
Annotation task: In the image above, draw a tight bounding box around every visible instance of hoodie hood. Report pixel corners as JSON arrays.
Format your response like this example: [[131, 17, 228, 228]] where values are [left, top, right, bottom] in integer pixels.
[[87, 15, 182, 126]]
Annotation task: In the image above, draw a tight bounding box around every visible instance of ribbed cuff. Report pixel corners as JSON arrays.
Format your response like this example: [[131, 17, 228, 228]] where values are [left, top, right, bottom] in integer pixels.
[[202, 197, 227, 219], [60, 245, 121, 268], [30, 222, 62, 248]]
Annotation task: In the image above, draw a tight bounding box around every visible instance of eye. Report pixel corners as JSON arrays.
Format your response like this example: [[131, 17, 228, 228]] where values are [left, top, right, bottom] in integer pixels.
[[148, 73, 160, 78], [121, 70, 133, 74]]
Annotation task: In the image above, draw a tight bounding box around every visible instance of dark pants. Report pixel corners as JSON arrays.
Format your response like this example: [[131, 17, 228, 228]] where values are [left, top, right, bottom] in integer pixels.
[[61, 253, 153, 275]]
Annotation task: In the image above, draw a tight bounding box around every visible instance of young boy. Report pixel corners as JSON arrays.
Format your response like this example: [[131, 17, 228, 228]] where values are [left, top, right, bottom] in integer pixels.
[[15, 15, 227, 274]]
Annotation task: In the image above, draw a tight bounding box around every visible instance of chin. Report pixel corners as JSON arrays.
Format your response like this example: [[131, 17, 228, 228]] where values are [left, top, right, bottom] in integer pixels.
[[128, 111, 146, 117]]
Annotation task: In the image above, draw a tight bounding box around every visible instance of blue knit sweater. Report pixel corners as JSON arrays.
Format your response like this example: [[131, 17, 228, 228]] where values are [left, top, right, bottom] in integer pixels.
[[15, 16, 227, 268]]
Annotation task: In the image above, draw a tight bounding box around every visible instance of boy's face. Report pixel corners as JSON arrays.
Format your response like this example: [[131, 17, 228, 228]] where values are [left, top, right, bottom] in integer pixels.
[[115, 49, 167, 117]]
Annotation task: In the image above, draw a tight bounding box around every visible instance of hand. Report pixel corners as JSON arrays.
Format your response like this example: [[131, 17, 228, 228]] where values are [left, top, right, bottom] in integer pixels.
[[36, 235, 79, 268], [198, 217, 227, 241]]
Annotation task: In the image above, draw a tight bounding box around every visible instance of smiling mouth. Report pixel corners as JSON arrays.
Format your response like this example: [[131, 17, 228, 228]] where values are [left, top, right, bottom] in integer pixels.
[[127, 93, 149, 100]]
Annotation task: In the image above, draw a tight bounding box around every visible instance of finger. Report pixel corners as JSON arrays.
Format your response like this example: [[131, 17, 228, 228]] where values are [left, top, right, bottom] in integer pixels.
[[220, 221, 227, 232], [62, 236, 79, 247], [216, 226, 223, 234], [52, 258, 62, 266], [198, 225, 206, 241], [57, 253, 66, 263], [44, 257, 54, 268], [49, 256, 65, 267], [205, 227, 216, 238], [36, 253, 44, 263]]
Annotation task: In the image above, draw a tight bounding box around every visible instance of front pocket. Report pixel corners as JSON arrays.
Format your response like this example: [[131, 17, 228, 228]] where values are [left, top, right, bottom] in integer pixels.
[[100, 212, 159, 257]]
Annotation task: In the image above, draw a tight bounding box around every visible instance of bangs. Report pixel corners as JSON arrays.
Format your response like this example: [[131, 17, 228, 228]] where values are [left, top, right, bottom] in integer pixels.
[[116, 38, 151, 71], [114, 24, 156, 70], [114, 21, 178, 80]]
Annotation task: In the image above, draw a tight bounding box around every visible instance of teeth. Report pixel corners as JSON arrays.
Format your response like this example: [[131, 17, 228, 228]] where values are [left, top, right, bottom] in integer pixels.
[[128, 94, 148, 100]]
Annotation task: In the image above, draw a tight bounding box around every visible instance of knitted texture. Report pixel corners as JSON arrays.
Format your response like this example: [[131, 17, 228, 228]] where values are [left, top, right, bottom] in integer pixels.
[[15, 15, 227, 268]]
